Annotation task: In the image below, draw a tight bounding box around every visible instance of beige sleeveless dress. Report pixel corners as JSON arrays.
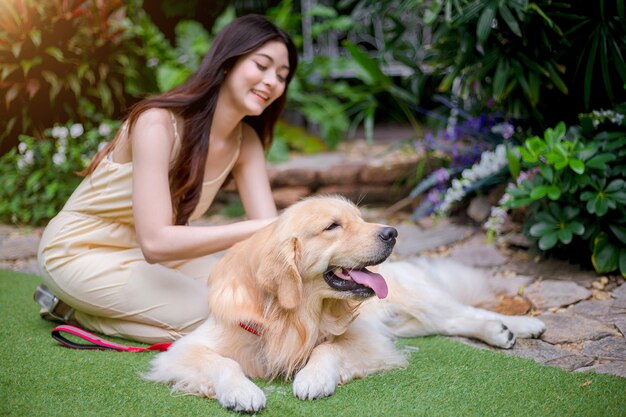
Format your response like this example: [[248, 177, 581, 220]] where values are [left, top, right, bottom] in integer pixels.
[[37, 113, 242, 343]]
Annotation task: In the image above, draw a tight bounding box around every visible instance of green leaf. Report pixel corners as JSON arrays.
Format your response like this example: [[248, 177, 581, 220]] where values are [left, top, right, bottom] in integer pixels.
[[609, 225, 626, 244], [620, 249, 626, 277], [586, 153, 616, 170], [592, 233, 619, 273], [424, 0, 443, 25], [539, 165, 554, 182], [546, 186, 561, 200], [493, 59, 509, 100], [568, 158, 585, 174], [605, 179, 625, 193], [29, 29, 42, 48], [343, 41, 392, 88], [156, 64, 191, 92], [476, 6, 496, 44], [546, 62, 568, 95], [570, 221, 585, 236], [45, 47, 64, 62], [594, 197, 609, 217], [558, 228, 573, 244], [498, 4, 521, 37], [538, 233, 558, 250], [530, 222, 555, 237], [530, 185, 548, 200], [506, 145, 520, 179]]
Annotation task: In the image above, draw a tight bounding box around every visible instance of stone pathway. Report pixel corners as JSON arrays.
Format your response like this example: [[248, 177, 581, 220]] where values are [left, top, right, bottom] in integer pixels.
[[2, 212, 624, 379]]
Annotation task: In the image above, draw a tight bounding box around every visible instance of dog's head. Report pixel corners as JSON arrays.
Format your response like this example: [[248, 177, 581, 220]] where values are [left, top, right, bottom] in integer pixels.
[[255, 196, 397, 309]]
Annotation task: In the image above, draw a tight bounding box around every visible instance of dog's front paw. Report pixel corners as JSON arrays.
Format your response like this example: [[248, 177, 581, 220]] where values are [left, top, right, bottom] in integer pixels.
[[482, 320, 516, 349], [293, 366, 340, 400], [216, 378, 266, 413]]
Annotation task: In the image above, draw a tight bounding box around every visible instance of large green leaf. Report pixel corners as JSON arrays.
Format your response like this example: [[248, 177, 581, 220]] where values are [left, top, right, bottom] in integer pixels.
[[592, 233, 619, 273], [343, 41, 392, 88], [476, 5, 496, 44], [498, 3, 522, 37]]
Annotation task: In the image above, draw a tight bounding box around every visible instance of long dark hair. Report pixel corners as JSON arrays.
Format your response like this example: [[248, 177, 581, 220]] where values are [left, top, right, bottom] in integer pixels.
[[83, 15, 298, 225]]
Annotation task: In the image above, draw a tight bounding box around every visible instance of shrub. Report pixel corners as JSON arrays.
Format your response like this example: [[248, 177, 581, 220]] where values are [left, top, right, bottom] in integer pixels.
[[488, 107, 626, 276], [0, 0, 136, 152], [0, 119, 120, 225]]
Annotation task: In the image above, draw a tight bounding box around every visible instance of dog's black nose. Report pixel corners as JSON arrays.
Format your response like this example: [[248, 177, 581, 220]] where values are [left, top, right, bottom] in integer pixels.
[[378, 227, 398, 242]]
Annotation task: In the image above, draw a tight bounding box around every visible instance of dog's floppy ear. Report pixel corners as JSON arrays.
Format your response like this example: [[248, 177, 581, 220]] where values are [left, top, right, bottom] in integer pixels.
[[256, 236, 303, 310]]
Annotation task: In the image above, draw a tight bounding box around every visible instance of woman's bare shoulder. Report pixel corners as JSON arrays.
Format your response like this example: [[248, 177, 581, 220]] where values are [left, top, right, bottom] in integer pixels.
[[134, 108, 173, 127]]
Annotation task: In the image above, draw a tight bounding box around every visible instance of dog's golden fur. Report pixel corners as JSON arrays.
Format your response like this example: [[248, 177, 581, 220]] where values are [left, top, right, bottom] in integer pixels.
[[146, 196, 545, 412]]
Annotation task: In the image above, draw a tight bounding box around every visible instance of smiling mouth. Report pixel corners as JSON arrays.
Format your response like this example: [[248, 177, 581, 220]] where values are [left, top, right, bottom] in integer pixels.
[[251, 89, 269, 102], [323, 266, 388, 299]]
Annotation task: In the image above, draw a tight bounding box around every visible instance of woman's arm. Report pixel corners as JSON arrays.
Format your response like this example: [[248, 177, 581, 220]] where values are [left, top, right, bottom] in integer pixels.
[[231, 123, 278, 220], [131, 110, 273, 264]]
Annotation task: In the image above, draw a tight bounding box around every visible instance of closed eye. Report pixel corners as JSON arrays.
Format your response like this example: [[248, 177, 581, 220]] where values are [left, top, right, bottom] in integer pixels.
[[324, 222, 341, 231]]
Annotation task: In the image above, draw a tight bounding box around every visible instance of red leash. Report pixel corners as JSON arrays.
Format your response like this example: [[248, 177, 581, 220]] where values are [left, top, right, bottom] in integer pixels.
[[51, 324, 172, 352]]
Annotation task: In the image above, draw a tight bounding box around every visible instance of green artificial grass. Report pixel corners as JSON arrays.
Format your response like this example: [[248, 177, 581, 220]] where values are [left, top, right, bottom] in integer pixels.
[[1, 269, 625, 417]]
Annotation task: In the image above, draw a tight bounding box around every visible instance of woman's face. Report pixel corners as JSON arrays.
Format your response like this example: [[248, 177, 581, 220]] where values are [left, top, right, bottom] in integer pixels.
[[221, 40, 291, 117]]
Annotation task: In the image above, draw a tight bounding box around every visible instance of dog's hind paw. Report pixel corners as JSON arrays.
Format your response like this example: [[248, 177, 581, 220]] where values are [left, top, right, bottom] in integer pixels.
[[293, 366, 340, 400], [217, 379, 266, 413], [501, 316, 546, 339]]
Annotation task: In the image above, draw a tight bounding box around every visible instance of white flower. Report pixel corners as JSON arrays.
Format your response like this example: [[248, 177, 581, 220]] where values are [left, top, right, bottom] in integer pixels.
[[610, 113, 624, 124], [23, 150, 34, 164], [98, 141, 109, 152], [436, 144, 509, 216], [18, 142, 27, 154], [147, 57, 159, 68], [70, 123, 84, 138], [52, 153, 66, 166], [98, 123, 112, 137], [52, 126, 68, 139], [18, 150, 35, 169]]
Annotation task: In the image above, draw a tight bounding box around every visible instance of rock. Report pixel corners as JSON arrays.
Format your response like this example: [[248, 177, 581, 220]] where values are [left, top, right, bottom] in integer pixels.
[[615, 318, 626, 337], [524, 280, 592, 309], [270, 167, 317, 187], [359, 160, 414, 184], [490, 296, 532, 315], [503, 338, 571, 363], [506, 259, 596, 287], [539, 313, 616, 344], [576, 361, 626, 378], [0, 236, 40, 261], [612, 283, 626, 299], [318, 163, 362, 185], [568, 300, 613, 317], [272, 186, 311, 208], [448, 236, 508, 267], [582, 336, 626, 360], [393, 223, 475, 258], [500, 233, 532, 249], [545, 355, 595, 371], [487, 274, 534, 297], [467, 195, 491, 222]]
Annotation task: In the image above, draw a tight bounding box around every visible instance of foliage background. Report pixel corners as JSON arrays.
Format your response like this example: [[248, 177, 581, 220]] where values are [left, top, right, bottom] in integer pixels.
[[0, 0, 625, 274]]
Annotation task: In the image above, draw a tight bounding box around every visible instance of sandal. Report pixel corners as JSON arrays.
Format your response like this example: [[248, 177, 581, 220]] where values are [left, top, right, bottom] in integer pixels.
[[34, 285, 75, 323]]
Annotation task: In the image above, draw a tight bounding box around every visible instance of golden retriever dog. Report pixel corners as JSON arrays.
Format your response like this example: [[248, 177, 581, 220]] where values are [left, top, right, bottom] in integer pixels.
[[145, 196, 545, 412]]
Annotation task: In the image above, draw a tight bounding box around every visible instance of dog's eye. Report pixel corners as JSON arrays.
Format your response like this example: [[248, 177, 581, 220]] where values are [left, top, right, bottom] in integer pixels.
[[324, 222, 341, 231]]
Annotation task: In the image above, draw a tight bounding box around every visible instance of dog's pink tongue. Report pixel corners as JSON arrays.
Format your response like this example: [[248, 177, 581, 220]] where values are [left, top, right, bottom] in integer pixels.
[[348, 269, 388, 299]]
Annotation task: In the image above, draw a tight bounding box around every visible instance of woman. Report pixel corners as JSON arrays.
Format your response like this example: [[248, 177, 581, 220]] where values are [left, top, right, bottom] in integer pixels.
[[36, 15, 298, 343]]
